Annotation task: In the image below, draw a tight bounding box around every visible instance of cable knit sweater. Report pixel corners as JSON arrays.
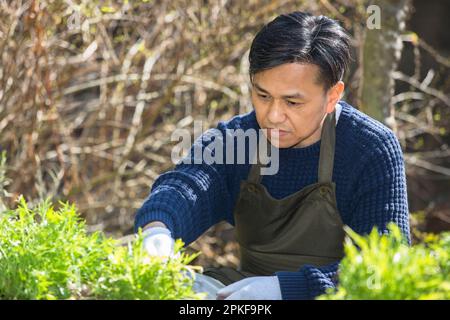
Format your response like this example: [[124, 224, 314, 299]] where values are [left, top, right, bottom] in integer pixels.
[[135, 100, 410, 300]]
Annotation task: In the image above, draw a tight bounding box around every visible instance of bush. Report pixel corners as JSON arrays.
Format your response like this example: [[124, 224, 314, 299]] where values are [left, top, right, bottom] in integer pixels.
[[319, 224, 450, 300], [0, 196, 203, 300]]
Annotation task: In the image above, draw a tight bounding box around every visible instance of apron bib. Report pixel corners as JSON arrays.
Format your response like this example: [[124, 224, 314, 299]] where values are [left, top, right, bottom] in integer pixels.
[[203, 110, 345, 285]]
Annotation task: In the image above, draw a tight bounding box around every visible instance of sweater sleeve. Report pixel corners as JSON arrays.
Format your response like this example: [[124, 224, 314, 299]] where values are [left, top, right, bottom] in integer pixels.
[[134, 122, 236, 246], [275, 129, 411, 300]]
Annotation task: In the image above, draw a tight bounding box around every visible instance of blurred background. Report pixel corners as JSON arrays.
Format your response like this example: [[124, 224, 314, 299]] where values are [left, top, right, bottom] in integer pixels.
[[0, 0, 448, 269]]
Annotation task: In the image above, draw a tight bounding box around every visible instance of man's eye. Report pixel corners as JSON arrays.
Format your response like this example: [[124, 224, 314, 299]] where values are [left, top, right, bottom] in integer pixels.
[[286, 101, 302, 107], [258, 94, 270, 100]]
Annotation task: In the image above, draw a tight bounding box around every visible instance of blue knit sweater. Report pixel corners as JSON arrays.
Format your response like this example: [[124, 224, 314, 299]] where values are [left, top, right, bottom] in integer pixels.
[[135, 100, 410, 300]]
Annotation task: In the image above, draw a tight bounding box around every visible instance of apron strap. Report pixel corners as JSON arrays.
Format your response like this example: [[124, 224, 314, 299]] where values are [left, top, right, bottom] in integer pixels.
[[318, 109, 336, 183], [247, 162, 264, 184], [247, 143, 271, 184]]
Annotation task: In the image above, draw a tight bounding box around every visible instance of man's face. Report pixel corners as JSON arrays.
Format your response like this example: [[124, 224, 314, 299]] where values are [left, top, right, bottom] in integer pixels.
[[251, 63, 343, 148]]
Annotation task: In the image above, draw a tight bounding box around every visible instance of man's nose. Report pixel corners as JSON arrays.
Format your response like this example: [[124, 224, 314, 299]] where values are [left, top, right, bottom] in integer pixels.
[[267, 100, 286, 124]]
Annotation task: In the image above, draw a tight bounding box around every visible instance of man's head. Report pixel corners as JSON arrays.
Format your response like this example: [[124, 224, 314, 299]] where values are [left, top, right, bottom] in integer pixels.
[[249, 11, 351, 148]]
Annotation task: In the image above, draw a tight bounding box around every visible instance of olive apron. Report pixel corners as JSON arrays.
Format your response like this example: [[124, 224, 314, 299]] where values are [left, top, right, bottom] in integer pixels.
[[202, 110, 345, 285]]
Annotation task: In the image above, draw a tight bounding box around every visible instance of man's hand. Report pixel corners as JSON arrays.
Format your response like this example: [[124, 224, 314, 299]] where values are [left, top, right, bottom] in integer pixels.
[[142, 226, 175, 258], [216, 276, 282, 300]]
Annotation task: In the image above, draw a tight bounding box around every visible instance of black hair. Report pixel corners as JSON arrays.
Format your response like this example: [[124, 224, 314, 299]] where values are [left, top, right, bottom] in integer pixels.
[[249, 11, 351, 90]]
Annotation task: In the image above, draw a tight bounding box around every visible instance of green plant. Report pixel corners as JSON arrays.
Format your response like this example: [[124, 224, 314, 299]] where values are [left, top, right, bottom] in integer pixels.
[[319, 223, 450, 300], [0, 196, 204, 300]]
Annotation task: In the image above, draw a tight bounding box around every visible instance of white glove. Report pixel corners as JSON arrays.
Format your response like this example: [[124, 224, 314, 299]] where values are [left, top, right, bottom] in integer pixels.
[[216, 276, 282, 300], [189, 273, 226, 300], [142, 227, 175, 258]]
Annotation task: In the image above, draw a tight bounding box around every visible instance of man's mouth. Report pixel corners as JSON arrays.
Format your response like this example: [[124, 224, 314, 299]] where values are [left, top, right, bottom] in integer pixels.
[[267, 128, 291, 138]]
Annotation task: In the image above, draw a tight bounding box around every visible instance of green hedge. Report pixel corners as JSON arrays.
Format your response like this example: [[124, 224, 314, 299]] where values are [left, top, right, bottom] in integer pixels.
[[319, 224, 450, 300], [0, 196, 203, 300]]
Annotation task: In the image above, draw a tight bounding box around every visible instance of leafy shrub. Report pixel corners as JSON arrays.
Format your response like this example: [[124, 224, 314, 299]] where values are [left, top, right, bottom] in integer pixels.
[[319, 224, 450, 300], [0, 197, 203, 300]]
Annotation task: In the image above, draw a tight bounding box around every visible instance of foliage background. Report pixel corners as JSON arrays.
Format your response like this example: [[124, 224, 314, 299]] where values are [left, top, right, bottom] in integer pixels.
[[0, 0, 449, 269]]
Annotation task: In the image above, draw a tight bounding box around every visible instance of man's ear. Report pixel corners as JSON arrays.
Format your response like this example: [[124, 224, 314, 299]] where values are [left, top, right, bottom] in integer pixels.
[[326, 81, 345, 113]]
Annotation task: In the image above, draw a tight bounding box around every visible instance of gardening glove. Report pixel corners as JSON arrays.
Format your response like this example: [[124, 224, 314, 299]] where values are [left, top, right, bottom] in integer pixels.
[[216, 276, 282, 300], [142, 227, 175, 259], [187, 272, 226, 300]]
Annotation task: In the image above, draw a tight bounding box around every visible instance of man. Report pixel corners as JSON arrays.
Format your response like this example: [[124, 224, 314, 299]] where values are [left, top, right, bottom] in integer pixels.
[[135, 11, 410, 300]]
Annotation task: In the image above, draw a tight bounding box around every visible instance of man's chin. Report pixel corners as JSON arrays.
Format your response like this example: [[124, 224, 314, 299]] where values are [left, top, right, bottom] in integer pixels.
[[267, 137, 296, 149], [261, 130, 297, 148]]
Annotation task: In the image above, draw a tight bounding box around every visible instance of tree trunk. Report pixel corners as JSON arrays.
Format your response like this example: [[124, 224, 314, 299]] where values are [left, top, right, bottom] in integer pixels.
[[358, 0, 412, 130]]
